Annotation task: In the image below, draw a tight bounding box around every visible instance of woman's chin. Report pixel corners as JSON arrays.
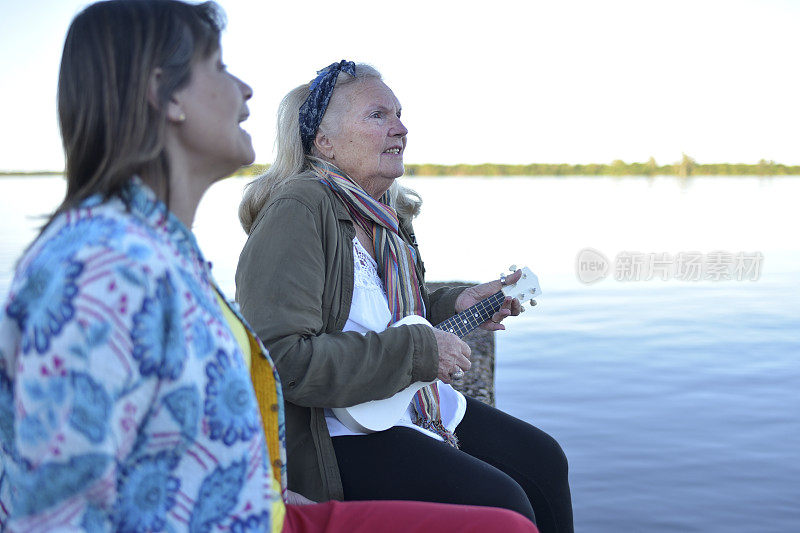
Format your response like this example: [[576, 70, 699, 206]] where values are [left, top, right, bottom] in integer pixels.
[[238, 138, 256, 167], [242, 148, 256, 167], [382, 162, 405, 180], [212, 149, 255, 181]]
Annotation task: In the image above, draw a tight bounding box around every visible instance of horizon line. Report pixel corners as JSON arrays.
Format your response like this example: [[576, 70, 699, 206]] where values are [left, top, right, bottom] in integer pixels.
[[5, 157, 800, 176]]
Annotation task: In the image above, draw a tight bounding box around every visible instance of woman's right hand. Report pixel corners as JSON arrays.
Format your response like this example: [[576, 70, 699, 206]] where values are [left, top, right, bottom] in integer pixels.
[[433, 329, 471, 383]]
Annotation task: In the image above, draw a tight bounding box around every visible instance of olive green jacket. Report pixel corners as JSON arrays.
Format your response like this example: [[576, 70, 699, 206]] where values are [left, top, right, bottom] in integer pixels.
[[235, 178, 465, 502]]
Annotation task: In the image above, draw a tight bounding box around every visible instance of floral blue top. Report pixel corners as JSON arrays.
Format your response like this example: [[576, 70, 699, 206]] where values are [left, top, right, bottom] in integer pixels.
[[0, 178, 286, 532]]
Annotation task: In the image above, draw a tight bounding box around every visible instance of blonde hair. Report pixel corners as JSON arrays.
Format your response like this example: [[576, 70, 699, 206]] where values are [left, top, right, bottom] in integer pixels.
[[239, 63, 421, 234]]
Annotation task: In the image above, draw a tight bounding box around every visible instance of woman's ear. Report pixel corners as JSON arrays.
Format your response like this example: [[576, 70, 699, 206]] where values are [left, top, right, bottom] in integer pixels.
[[165, 99, 186, 124], [148, 67, 185, 123], [314, 132, 334, 159]]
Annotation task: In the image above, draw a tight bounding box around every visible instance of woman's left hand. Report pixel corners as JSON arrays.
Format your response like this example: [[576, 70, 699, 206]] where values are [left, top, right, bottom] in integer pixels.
[[454, 269, 523, 331]]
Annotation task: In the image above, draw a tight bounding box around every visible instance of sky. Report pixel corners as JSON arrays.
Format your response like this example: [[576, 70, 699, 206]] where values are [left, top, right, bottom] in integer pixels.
[[1, 0, 799, 172]]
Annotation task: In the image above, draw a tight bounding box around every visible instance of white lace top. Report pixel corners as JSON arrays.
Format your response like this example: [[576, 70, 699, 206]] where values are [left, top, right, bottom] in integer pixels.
[[325, 238, 467, 441]]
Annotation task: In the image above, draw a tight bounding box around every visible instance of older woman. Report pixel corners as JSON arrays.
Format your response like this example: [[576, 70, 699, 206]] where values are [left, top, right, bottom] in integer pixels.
[[0, 5, 535, 533], [237, 61, 574, 532]]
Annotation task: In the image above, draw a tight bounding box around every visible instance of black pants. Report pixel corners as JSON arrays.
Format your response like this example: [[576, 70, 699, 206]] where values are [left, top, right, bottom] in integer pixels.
[[332, 397, 574, 533]]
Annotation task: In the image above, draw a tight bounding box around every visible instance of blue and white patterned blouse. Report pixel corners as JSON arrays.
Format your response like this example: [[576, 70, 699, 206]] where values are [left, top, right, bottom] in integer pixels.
[[0, 178, 286, 532]]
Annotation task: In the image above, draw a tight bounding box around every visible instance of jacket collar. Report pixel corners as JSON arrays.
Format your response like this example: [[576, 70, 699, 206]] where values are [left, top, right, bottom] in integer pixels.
[[116, 176, 208, 271]]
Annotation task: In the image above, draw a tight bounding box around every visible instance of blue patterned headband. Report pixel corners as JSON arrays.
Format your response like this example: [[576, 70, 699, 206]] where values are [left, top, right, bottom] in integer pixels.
[[299, 60, 357, 152]]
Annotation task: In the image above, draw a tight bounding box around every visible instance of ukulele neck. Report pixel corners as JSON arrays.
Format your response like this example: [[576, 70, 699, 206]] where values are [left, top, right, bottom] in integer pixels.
[[435, 291, 505, 338]]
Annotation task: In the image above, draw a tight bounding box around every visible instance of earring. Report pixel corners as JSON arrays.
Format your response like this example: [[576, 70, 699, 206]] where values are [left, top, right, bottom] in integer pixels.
[[178, 113, 186, 122]]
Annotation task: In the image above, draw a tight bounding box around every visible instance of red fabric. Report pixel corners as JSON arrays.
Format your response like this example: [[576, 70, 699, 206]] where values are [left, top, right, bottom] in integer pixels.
[[283, 500, 538, 533]]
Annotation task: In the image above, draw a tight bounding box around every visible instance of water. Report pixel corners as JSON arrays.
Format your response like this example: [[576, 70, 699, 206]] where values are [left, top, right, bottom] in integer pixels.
[[1, 175, 799, 532]]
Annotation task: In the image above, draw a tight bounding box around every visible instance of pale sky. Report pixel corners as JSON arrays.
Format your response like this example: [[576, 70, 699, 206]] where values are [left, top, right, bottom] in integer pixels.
[[1, 0, 799, 172]]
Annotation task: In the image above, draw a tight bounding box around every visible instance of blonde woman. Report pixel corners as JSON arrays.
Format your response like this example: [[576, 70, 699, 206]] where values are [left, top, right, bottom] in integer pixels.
[[237, 61, 573, 533]]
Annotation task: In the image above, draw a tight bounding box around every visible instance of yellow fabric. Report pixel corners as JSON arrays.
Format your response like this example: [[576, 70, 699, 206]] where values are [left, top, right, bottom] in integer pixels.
[[248, 330, 287, 533], [215, 292, 251, 369], [214, 292, 286, 531], [270, 477, 286, 533], [247, 332, 283, 483]]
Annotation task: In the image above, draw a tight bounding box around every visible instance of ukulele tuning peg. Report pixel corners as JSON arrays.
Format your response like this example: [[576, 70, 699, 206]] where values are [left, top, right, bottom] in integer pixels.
[[530, 299, 537, 307], [519, 306, 526, 313], [509, 264, 517, 272]]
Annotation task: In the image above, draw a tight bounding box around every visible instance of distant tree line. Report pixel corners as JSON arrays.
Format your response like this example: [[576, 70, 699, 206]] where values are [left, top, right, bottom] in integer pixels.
[[0, 170, 63, 176], [228, 156, 800, 178], [233, 164, 270, 177], [5, 157, 798, 178], [402, 155, 800, 177]]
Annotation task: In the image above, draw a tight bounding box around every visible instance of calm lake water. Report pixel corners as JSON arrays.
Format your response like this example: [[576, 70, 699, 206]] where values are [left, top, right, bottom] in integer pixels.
[[2, 175, 799, 532]]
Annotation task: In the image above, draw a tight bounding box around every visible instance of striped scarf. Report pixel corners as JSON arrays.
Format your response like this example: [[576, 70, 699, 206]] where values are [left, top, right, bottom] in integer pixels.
[[315, 161, 459, 447]]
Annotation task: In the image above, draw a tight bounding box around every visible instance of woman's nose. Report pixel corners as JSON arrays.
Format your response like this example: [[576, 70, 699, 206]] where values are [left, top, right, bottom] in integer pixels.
[[391, 117, 408, 137], [237, 77, 253, 101]]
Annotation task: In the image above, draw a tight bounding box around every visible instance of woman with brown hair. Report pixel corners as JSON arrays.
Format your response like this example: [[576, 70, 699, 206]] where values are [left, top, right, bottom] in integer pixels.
[[0, 2, 536, 532]]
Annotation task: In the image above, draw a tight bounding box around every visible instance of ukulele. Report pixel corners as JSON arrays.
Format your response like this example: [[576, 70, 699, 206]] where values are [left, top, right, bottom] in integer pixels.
[[331, 266, 541, 433]]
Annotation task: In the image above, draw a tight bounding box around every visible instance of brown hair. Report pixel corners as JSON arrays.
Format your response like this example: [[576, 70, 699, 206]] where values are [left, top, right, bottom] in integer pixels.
[[55, 0, 224, 218]]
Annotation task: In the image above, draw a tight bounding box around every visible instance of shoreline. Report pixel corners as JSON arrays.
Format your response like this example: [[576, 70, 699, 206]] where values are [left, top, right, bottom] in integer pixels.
[[3, 171, 800, 179]]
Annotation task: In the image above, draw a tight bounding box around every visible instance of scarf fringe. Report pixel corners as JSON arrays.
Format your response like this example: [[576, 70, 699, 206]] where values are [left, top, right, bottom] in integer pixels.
[[413, 418, 460, 448]]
